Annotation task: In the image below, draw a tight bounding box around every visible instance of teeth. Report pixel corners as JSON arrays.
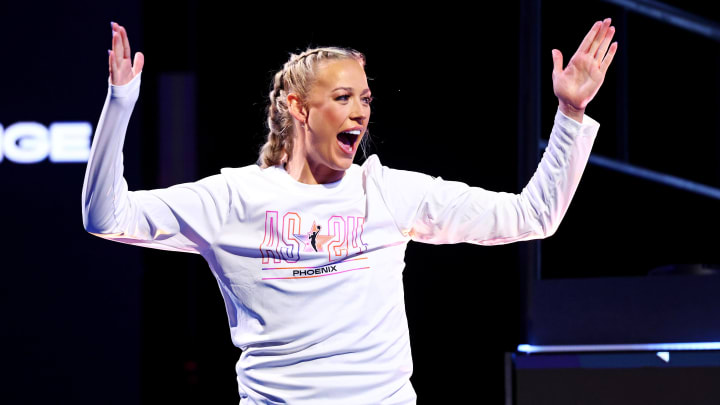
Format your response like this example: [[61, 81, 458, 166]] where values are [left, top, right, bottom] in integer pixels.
[[341, 130, 362, 135]]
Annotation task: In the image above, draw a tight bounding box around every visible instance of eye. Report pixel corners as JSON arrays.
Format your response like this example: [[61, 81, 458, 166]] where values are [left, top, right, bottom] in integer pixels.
[[362, 96, 374, 105], [335, 94, 350, 102]]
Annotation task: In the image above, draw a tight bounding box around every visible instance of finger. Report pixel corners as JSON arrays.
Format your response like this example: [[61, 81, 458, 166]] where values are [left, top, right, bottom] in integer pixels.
[[119, 25, 131, 60], [595, 26, 615, 62], [589, 18, 611, 56], [600, 42, 618, 74], [133, 52, 145, 75], [552, 49, 564, 76], [112, 32, 122, 72], [577, 21, 602, 54], [113, 31, 125, 67], [109, 50, 116, 83], [108, 49, 113, 76]]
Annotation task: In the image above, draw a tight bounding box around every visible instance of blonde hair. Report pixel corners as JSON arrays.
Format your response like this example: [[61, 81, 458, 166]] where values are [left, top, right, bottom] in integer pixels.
[[257, 47, 366, 168]]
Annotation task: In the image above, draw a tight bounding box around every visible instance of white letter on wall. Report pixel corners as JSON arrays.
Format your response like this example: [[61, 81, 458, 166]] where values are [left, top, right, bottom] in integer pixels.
[[50, 122, 92, 162], [4, 122, 49, 164], [0, 123, 4, 163]]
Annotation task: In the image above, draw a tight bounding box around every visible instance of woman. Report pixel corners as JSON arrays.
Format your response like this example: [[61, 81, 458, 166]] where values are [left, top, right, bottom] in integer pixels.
[[83, 20, 616, 404]]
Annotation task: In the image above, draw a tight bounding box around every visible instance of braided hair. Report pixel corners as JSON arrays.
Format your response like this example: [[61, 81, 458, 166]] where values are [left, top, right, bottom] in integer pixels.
[[258, 47, 366, 168]]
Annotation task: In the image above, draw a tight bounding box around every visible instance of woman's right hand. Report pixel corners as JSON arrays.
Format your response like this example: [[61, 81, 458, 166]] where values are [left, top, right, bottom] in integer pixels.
[[109, 22, 144, 86]]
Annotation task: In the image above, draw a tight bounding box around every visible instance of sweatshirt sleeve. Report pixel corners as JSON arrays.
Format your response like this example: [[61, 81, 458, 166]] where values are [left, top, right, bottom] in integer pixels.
[[81, 74, 230, 254], [371, 109, 599, 245]]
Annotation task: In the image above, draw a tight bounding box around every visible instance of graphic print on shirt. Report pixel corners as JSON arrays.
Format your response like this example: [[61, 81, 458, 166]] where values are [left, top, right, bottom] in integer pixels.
[[295, 221, 331, 253], [259, 211, 369, 280]]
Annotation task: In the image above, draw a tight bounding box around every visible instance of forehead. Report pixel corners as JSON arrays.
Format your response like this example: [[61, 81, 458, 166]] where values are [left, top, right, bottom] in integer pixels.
[[313, 59, 369, 91]]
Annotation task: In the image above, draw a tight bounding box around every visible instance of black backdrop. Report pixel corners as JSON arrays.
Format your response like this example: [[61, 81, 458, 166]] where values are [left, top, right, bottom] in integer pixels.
[[0, 1, 143, 404], [2, 1, 720, 404]]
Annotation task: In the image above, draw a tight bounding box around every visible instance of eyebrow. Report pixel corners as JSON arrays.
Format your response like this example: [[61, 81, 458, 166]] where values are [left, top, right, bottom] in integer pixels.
[[333, 87, 372, 95]]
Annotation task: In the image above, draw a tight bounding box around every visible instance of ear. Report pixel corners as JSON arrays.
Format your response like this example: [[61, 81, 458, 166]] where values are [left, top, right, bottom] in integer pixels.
[[287, 93, 307, 124]]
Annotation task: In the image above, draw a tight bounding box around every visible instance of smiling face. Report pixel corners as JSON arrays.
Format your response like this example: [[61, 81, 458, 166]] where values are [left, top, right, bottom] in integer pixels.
[[290, 58, 372, 183]]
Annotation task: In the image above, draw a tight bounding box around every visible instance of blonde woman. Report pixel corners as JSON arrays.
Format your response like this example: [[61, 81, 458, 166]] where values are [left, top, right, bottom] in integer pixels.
[[83, 20, 616, 404]]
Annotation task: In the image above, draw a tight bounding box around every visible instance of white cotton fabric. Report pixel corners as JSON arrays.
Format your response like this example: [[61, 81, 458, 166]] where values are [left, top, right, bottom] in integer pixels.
[[82, 73, 599, 404]]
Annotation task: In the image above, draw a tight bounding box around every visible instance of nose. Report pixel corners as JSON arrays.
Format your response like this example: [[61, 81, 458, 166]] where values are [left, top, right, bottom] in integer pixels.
[[350, 97, 368, 124]]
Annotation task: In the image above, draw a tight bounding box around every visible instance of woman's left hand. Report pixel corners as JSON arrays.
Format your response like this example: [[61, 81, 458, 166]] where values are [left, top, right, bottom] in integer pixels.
[[552, 18, 618, 122]]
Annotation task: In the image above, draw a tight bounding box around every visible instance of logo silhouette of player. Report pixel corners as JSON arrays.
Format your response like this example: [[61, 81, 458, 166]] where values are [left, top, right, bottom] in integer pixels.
[[309, 225, 321, 252]]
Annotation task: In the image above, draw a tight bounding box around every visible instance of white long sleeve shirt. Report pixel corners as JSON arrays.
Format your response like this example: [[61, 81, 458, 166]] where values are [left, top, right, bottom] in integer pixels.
[[82, 73, 599, 404]]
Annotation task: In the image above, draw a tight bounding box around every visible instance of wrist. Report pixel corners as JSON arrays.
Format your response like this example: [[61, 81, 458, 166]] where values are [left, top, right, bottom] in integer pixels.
[[558, 102, 584, 123], [110, 72, 141, 100]]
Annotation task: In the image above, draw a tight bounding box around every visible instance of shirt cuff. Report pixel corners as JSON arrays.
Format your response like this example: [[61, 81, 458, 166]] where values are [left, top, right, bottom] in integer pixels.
[[555, 108, 600, 139], [109, 72, 142, 99]]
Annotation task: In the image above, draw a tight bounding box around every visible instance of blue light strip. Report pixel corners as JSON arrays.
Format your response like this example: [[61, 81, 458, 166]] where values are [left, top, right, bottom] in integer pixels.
[[602, 0, 720, 42], [539, 140, 720, 201], [518, 342, 720, 353]]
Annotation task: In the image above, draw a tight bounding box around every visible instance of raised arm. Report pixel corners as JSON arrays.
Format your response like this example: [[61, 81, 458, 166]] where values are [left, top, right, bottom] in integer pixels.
[[375, 20, 616, 245], [82, 23, 229, 253], [82, 22, 143, 235], [375, 110, 599, 245]]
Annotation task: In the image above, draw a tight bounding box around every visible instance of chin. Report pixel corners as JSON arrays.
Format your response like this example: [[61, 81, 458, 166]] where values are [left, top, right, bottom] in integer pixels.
[[332, 155, 356, 170]]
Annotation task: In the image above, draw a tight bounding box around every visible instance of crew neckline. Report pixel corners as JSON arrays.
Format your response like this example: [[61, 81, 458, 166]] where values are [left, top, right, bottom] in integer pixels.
[[270, 163, 357, 191]]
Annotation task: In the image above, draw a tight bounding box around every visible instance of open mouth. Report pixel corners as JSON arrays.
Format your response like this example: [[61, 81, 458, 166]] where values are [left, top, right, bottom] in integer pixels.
[[337, 129, 361, 154]]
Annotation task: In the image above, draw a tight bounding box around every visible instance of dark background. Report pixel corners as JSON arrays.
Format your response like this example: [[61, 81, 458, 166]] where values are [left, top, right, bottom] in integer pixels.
[[1, 0, 719, 404]]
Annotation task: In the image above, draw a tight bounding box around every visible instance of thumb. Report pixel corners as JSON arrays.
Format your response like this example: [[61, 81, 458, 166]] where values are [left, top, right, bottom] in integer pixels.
[[133, 52, 145, 75], [551, 49, 563, 76]]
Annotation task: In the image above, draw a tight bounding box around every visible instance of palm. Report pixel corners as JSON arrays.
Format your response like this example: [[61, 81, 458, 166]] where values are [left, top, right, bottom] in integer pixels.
[[552, 19, 617, 113], [109, 22, 144, 86]]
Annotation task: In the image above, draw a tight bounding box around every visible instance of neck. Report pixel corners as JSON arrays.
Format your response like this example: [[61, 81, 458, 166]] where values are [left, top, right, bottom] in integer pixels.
[[284, 121, 348, 184], [285, 157, 345, 184]]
